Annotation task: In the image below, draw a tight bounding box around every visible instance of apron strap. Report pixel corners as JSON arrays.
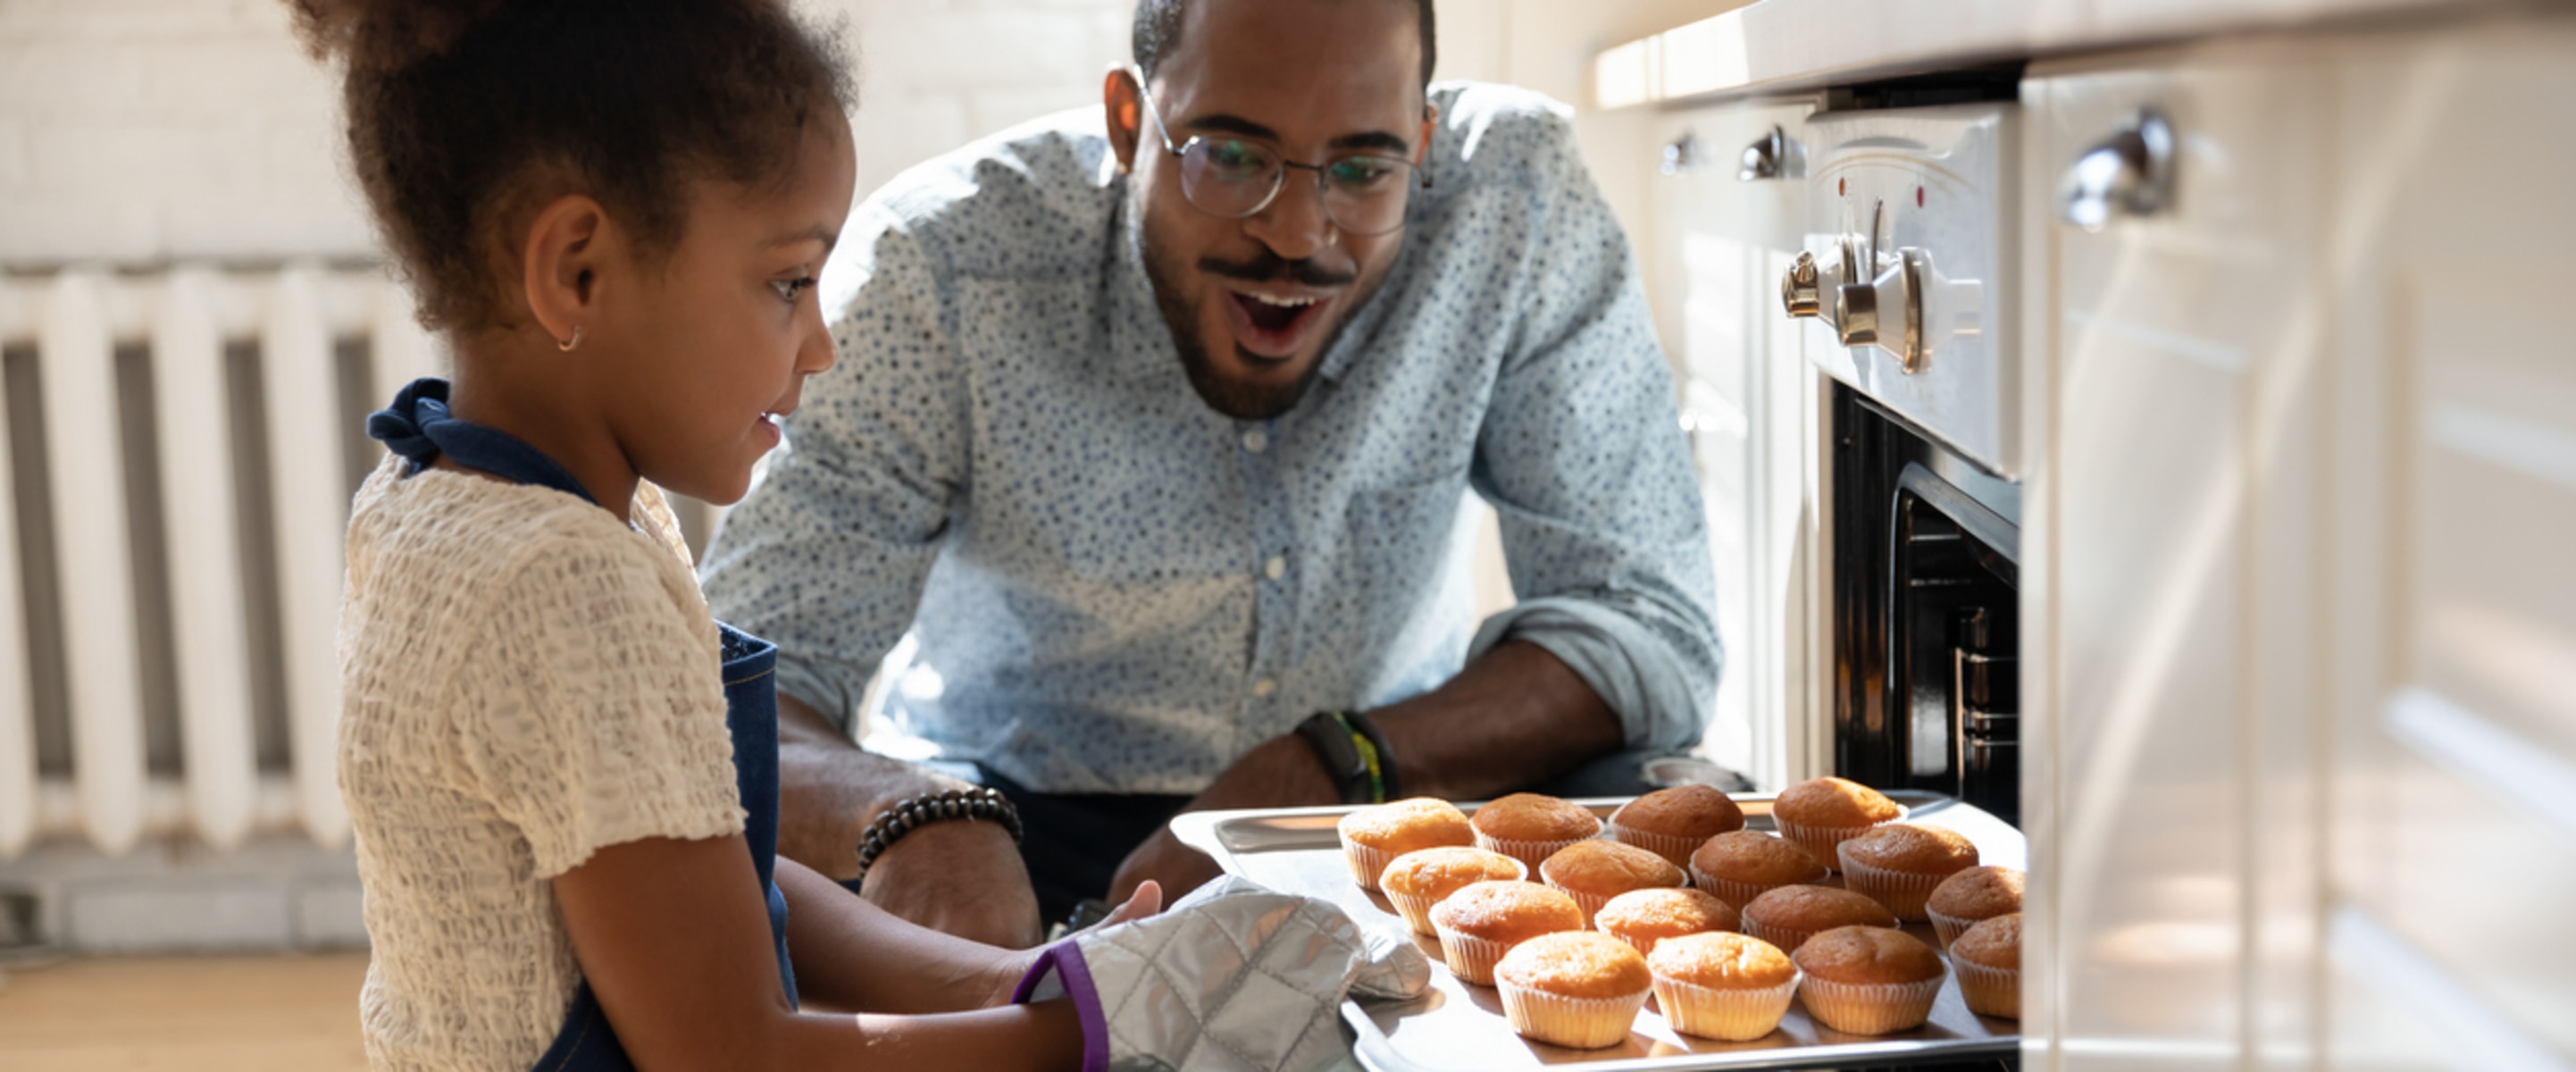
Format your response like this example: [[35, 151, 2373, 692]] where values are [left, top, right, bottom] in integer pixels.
[[367, 377, 598, 505]]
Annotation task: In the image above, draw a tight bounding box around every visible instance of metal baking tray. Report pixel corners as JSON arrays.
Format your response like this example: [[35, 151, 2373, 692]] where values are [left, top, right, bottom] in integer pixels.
[[1171, 790, 2022, 1071]]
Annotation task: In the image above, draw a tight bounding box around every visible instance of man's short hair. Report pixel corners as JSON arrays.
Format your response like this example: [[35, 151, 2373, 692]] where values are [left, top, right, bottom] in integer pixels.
[[1132, 0, 1437, 89]]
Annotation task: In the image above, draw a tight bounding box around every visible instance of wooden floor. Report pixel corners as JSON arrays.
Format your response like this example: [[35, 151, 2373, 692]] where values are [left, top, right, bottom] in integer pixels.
[[0, 954, 370, 1071]]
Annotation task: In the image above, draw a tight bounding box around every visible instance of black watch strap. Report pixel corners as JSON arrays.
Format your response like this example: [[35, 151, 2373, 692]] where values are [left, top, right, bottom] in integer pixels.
[[1295, 710, 1396, 804]]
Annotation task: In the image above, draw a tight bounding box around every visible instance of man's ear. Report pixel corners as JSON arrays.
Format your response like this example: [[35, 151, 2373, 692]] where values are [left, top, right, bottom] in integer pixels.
[[521, 193, 608, 350], [1105, 66, 1144, 176], [1416, 101, 1440, 168]]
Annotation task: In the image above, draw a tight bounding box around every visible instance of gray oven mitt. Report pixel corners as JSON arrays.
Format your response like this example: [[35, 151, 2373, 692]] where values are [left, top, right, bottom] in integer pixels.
[[1013, 875, 1431, 1072]]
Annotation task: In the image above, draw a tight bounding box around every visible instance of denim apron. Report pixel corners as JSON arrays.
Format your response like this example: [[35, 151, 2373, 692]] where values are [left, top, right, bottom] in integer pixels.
[[368, 379, 797, 1072]]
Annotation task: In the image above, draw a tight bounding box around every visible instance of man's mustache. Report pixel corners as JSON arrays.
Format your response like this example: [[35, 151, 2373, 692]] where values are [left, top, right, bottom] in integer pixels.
[[1197, 250, 1357, 289]]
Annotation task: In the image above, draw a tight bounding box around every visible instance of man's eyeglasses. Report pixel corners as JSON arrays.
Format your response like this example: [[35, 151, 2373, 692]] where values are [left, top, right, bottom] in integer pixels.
[[1134, 81, 1428, 238]]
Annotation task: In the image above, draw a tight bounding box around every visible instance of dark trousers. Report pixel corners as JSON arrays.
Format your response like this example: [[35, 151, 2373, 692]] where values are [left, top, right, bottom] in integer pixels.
[[979, 749, 1700, 929]]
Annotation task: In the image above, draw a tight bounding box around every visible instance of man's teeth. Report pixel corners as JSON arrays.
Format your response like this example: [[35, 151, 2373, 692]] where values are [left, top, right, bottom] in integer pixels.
[[1244, 292, 1319, 308]]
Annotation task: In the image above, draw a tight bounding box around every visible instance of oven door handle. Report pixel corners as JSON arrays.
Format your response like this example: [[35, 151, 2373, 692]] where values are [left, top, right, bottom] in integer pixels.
[[2061, 108, 2178, 230]]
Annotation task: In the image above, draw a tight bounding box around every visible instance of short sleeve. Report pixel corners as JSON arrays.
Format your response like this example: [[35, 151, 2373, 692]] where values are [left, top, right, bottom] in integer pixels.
[[453, 535, 744, 878]]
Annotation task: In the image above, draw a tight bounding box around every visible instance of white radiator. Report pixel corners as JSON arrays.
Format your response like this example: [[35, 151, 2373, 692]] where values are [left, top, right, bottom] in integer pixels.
[[0, 264, 439, 861]]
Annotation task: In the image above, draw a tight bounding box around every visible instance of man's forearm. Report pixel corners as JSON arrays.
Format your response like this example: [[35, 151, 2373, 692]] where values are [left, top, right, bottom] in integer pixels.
[[775, 693, 976, 879], [1367, 639, 1623, 801]]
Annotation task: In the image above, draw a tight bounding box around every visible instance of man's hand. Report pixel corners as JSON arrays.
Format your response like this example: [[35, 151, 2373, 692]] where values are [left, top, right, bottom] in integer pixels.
[[861, 817, 1048, 951], [1108, 828, 1224, 907], [1107, 734, 1339, 905]]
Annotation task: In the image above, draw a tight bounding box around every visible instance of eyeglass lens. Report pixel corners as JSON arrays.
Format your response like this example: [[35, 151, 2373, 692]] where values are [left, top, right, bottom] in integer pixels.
[[1174, 138, 1416, 236]]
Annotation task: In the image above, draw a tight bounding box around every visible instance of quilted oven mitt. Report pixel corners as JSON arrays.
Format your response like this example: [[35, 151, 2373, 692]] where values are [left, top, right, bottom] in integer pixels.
[[1013, 875, 1431, 1072]]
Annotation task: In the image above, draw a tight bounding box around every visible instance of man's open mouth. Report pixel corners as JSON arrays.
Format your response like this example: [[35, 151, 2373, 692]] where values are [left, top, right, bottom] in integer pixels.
[[1223, 289, 1332, 360]]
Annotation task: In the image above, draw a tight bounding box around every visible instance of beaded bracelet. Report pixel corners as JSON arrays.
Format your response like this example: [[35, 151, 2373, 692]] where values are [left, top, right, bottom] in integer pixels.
[[853, 786, 1025, 888]]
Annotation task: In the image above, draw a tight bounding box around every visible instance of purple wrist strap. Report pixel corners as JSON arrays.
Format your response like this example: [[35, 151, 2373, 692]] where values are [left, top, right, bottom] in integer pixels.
[[1012, 939, 1110, 1072]]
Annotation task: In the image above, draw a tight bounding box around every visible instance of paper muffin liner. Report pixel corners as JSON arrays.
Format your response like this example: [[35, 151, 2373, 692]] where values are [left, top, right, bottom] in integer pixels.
[[1771, 803, 1905, 873], [1797, 975, 1945, 1035], [1835, 854, 1955, 922], [1928, 906, 1993, 949], [1498, 983, 1652, 1049], [1476, 825, 1601, 875], [1651, 971, 1802, 1042], [1339, 835, 1401, 892], [1385, 858, 1528, 935], [1430, 924, 1516, 986], [1542, 866, 1690, 929], [1607, 823, 1713, 868], [1686, 867, 1811, 911], [1952, 959, 2020, 1019], [1737, 914, 1821, 954]]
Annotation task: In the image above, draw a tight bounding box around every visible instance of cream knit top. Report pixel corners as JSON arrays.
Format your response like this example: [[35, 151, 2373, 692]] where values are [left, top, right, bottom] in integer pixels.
[[339, 454, 745, 1070]]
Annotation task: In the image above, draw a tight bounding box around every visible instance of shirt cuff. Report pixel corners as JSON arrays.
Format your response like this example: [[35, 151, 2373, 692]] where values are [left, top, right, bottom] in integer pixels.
[[1467, 597, 1708, 750], [775, 650, 864, 737]]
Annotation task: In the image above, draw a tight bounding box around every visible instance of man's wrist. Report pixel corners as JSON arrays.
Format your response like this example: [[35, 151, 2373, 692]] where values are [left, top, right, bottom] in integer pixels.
[[1293, 710, 1400, 804], [855, 786, 1026, 889]]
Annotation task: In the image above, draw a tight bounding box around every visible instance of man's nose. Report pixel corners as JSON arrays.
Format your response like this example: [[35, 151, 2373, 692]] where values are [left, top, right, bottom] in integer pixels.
[[1242, 171, 1334, 262]]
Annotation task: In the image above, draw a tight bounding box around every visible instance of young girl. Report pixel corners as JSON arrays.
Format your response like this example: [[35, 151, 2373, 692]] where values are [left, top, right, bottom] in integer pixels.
[[309, 1, 1416, 1069]]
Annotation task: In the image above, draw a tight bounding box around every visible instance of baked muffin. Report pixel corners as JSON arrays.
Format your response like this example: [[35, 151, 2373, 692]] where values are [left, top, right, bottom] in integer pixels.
[[1836, 823, 1978, 922], [1470, 793, 1602, 873], [1539, 839, 1687, 926], [1645, 931, 1800, 1041], [1428, 880, 1585, 986], [1493, 931, 1653, 1049], [1790, 925, 1947, 1034], [1689, 830, 1828, 907], [1927, 866, 2024, 948], [1593, 887, 1739, 957], [1739, 884, 1897, 953], [1949, 913, 2020, 1019], [1379, 846, 1527, 936], [1337, 797, 1475, 891], [1769, 777, 1903, 871], [1608, 784, 1744, 867]]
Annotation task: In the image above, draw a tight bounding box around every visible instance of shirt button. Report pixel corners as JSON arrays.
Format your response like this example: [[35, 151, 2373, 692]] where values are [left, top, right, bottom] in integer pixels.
[[1242, 429, 1268, 453], [1264, 555, 1286, 580], [1252, 677, 1277, 698]]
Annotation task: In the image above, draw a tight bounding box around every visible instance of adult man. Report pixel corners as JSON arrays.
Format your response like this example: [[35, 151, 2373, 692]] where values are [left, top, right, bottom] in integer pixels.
[[700, 0, 1720, 949]]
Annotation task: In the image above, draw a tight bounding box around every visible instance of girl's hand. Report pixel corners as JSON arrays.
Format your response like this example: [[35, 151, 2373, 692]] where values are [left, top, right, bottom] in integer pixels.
[[983, 881, 1164, 1007]]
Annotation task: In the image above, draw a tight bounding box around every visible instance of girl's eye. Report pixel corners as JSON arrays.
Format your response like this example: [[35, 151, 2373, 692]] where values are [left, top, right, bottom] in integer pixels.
[[770, 276, 817, 305]]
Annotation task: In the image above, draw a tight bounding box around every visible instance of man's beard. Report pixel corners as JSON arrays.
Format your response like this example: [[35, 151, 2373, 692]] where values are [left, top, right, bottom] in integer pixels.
[[1142, 239, 1364, 422]]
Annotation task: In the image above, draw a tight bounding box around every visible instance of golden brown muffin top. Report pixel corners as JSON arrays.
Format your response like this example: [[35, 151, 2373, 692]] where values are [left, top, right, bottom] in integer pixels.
[[1771, 777, 1903, 828], [1610, 784, 1745, 838], [1594, 888, 1740, 948], [1645, 931, 1796, 990], [1791, 925, 1945, 985], [1837, 823, 1978, 875], [1493, 931, 1654, 998], [1430, 880, 1585, 943], [1540, 839, 1687, 897], [1742, 884, 1899, 933], [1949, 912, 2021, 968], [1927, 866, 2025, 920], [1469, 793, 1602, 842], [1339, 797, 1474, 853], [1691, 831, 1828, 885], [1380, 846, 1526, 900]]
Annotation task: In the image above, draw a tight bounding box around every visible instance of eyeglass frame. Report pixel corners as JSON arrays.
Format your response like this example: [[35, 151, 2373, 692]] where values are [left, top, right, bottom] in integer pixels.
[[1130, 76, 1433, 237]]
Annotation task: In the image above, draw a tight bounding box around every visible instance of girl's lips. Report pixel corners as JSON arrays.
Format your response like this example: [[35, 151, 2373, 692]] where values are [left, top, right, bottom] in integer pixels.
[[1222, 289, 1331, 360], [754, 412, 782, 449]]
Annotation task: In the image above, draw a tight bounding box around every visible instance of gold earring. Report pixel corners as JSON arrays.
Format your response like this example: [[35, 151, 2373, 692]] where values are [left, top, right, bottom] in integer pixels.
[[557, 325, 584, 352]]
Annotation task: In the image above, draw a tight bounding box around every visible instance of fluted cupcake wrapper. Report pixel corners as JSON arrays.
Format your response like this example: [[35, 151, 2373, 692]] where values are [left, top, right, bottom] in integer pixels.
[[1430, 925, 1514, 986], [1928, 907, 1991, 949], [1738, 914, 1822, 954], [1386, 858, 1528, 936], [1498, 984, 1652, 1050], [1476, 828, 1600, 875], [1542, 871, 1691, 929], [1836, 854, 1953, 922], [1798, 975, 1945, 1035], [1651, 971, 1802, 1042], [1686, 867, 1811, 911], [1952, 959, 2020, 1019], [1608, 823, 1713, 868], [1339, 836, 1399, 892], [1771, 805, 1905, 874]]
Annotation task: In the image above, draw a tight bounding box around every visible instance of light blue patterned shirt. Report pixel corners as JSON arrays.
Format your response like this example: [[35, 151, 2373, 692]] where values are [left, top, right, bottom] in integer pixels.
[[699, 83, 1719, 795]]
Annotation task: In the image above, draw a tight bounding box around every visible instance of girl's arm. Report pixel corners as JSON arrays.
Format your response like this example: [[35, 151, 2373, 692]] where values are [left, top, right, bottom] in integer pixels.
[[554, 833, 1082, 1072]]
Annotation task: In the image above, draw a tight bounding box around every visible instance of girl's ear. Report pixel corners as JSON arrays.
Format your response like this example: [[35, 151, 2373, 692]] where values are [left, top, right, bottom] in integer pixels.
[[1104, 66, 1144, 177], [522, 194, 609, 351]]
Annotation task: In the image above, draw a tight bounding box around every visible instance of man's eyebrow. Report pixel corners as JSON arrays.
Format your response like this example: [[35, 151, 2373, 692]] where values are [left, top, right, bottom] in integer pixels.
[[764, 224, 839, 255], [1185, 113, 1413, 157]]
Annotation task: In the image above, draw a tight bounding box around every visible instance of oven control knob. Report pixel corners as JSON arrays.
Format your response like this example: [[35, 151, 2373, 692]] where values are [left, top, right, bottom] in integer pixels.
[[1782, 251, 1823, 318], [1836, 248, 1928, 373]]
